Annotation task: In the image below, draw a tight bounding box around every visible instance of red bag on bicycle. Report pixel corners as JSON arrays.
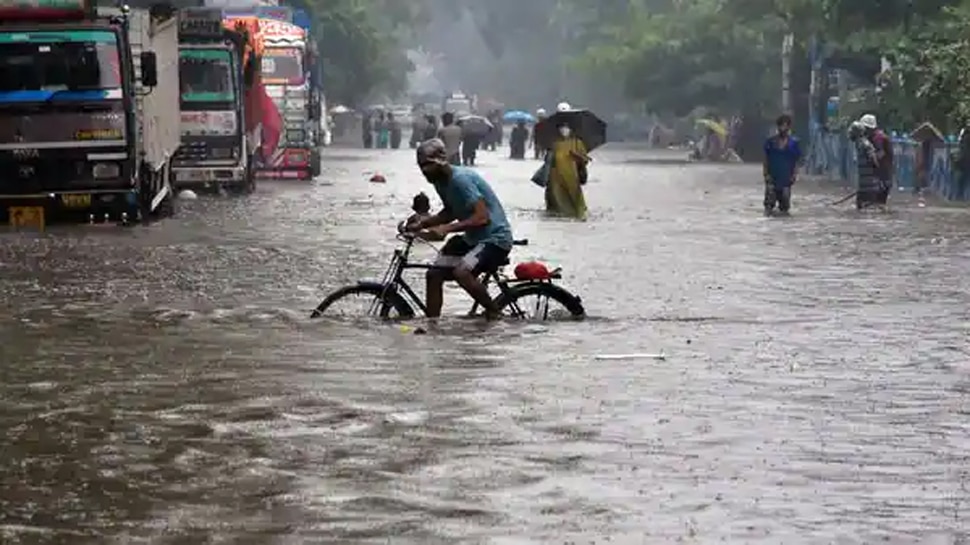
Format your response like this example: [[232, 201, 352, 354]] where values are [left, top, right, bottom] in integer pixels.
[[514, 261, 552, 280]]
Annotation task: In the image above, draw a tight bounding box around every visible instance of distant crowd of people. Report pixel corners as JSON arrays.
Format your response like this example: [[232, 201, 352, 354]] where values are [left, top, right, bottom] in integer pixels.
[[363, 101, 594, 221], [395, 107, 554, 165], [403, 110, 507, 166], [361, 110, 403, 149]]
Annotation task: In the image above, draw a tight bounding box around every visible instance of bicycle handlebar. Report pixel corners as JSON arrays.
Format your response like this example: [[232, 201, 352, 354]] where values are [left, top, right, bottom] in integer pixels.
[[396, 221, 528, 247]]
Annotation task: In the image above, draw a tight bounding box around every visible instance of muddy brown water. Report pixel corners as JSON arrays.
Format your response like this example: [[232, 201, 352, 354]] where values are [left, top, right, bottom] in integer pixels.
[[1, 146, 968, 543]]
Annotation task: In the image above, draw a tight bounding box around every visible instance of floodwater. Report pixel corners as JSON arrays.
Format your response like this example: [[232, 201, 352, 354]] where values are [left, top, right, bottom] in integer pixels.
[[1, 145, 968, 544]]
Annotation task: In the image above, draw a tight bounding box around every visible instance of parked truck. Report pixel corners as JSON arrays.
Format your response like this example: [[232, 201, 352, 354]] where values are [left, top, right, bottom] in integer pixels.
[[171, 7, 259, 193], [0, 0, 179, 227], [258, 17, 320, 179]]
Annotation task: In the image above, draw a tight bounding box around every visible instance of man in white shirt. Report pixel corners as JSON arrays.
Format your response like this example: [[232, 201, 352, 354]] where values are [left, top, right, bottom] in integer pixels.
[[436, 112, 462, 165]]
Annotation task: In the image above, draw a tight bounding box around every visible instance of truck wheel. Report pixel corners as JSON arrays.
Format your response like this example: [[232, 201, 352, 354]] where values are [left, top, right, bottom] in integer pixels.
[[138, 162, 153, 223], [229, 156, 256, 195], [310, 148, 322, 178], [151, 161, 175, 219], [157, 177, 176, 218], [244, 156, 257, 194]]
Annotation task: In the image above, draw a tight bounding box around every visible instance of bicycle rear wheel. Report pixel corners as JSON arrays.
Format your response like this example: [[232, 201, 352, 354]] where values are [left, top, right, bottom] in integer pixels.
[[494, 282, 585, 320], [310, 283, 415, 319]]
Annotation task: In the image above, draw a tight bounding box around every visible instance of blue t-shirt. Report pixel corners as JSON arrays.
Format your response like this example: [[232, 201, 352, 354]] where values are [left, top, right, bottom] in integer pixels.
[[764, 135, 801, 188], [434, 167, 513, 249]]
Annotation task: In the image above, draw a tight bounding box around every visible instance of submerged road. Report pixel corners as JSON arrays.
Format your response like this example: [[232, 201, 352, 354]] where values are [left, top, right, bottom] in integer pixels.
[[1, 145, 968, 543]]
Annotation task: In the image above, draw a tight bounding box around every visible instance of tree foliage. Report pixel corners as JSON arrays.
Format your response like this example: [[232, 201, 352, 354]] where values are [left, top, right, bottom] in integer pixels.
[[877, 1, 970, 130], [286, 0, 970, 121], [572, 0, 784, 115], [291, 0, 429, 105], [568, 0, 964, 125]]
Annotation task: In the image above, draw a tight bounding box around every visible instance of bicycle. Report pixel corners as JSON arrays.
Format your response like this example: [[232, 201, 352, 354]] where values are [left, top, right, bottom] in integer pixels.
[[310, 228, 586, 320]]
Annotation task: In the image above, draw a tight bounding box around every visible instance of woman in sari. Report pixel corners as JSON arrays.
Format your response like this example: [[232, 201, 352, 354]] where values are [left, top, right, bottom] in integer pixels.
[[545, 121, 590, 219], [376, 112, 390, 149]]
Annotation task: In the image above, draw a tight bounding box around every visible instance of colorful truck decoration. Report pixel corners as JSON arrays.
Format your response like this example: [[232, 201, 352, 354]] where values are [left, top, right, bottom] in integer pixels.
[[258, 17, 321, 179]]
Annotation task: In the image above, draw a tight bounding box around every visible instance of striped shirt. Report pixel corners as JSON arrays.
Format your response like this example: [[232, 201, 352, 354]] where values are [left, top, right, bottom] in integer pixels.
[[855, 137, 879, 192]]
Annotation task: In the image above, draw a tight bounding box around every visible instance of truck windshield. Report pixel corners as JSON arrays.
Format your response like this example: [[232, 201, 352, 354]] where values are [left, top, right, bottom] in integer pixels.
[[180, 49, 235, 103], [261, 47, 303, 85], [0, 29, 121, 99]]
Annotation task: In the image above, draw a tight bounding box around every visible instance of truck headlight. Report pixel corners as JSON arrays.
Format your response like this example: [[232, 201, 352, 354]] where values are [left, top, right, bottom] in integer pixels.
[[210, 148, 234, 159], [92, 163, 120, 179]]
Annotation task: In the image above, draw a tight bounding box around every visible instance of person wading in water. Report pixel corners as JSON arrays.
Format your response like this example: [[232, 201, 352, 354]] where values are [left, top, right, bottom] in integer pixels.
[[533, 108, 547, 160], [762, 114, 802, 216], [437, 112, 463, 166], [850, 121, 881, 210], [859, 113, 893, 209]]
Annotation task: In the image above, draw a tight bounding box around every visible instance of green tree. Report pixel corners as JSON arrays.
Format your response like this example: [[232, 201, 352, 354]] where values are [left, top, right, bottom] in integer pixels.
[[292, 0, 426, 105], [568, 0, 965, 127], [877, 0, 970, 130], [573, 0, 783, 115]]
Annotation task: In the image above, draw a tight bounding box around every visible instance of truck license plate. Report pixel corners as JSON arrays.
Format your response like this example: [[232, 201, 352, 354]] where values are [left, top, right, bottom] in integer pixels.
[[61, 194, 91, 208], [8, 206, 45, 229], [176, 170, 206, 182]]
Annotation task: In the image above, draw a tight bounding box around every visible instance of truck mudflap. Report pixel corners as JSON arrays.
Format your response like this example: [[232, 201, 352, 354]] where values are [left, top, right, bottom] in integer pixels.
[[259, 146, 314, 179], [0, 190, 141, 228]]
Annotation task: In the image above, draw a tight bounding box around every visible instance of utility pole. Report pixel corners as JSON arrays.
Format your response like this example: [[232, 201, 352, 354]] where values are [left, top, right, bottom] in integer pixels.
[[558, 1, 569, 101], [782, 31, 794, 113]]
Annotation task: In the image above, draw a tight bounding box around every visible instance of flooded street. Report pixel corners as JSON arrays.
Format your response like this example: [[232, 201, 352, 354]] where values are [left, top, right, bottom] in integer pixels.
[[2, 145, 969, 543]]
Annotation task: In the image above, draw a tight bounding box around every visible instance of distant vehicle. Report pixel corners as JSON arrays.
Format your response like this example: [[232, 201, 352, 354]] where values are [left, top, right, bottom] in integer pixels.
[[424, 103, 443, 118], [388, 103, 411, 121], [442, 92, 475, 117]]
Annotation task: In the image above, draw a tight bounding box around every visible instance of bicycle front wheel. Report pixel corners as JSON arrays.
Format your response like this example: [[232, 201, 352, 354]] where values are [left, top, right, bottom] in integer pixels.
[[494, 282, 585, 320], [310, 283, 416, 319]]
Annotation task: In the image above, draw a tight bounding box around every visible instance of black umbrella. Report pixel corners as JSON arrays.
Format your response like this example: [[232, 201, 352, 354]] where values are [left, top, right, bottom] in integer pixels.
[[457, 114, 494, 137], [535, 109, 608, 151]]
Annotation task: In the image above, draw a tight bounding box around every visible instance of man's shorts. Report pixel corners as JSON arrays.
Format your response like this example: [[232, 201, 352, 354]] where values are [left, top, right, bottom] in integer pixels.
[[432, 236, 510, 277]]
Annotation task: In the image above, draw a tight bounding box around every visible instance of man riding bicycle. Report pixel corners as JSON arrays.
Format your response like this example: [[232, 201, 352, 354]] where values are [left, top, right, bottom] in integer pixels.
[[406, 138, 514, 320]]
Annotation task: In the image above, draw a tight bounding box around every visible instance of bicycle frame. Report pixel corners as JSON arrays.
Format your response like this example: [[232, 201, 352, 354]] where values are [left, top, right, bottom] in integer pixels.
[[370, 234, 527, 318]]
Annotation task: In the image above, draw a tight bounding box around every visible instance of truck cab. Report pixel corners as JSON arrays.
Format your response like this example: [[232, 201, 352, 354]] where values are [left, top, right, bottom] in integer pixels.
[[0, 0, 178, 226], [171, 7, 254, 194]]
